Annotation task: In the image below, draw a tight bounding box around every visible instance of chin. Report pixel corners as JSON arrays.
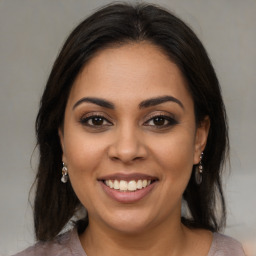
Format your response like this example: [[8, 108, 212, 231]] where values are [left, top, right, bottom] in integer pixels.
[[109, 221, 151, 235], [100, 209, 157, 235]]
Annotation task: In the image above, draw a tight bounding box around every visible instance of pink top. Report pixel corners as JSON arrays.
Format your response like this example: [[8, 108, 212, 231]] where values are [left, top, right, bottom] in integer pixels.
[[13, 229, 245, 256]]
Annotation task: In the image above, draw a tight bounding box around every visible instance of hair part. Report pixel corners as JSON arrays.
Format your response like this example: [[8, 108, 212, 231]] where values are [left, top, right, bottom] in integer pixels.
[[34, 2, 229, 241]]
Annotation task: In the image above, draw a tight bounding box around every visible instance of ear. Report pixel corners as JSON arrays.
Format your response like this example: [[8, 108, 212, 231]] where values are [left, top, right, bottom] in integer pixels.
[[193, 116, 210, 164], [58, 127, 67, 163]]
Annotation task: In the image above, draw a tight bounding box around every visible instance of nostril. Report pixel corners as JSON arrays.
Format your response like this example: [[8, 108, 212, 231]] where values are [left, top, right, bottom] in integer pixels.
[[110, 155, 145, 163], [111, 156, 120, 161]]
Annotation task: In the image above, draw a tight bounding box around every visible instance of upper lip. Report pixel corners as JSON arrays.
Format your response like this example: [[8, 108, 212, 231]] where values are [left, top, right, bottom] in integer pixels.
[[98, 173, 158, 181]]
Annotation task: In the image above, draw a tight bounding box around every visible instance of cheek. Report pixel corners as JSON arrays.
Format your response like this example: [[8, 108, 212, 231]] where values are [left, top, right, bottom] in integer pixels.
[[62, 124, 108, 186], [63, 132, 108, 209], [64, 133, 106, 173], [150, 130, 195, 184]]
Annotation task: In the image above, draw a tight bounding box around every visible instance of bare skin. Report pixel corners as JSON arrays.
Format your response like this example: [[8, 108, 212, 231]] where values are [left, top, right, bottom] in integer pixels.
[[59, 42, 211, 256]]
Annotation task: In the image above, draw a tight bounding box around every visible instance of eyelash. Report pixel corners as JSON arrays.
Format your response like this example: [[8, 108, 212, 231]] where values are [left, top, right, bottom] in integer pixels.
[[80, 114, 113, 127], [144, 115, 178, 128], [79, 113, 178, 129]]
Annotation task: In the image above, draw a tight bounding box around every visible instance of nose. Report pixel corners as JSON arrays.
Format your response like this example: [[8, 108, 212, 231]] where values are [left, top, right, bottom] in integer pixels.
[[108, 125, 148, 164]]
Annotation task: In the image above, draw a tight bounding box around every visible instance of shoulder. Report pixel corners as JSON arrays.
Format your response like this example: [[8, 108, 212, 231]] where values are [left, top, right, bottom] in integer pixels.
[[208, 233, 246, 256], [12, 229, 86, 256]]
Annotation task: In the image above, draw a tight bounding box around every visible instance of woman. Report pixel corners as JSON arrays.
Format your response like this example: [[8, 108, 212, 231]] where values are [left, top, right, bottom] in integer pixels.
[[15, 3, 245, 256]]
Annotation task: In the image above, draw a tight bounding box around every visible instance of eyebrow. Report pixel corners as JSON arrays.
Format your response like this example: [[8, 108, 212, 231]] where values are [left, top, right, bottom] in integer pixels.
[[139, 95, 184, 109], [73, 97, 115, 110], [72, 95, 184, 110]]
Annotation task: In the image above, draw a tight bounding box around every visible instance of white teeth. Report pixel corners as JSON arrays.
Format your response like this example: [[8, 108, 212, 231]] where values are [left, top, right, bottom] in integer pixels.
[[142, 179, 147, 188], [128, 180, 137, 191], [113, 180, 119, 189], [136, 180, 142, 189], [109, 180, 114, 188], [119, 180, 128, 191], [104, 179, 153, 191]]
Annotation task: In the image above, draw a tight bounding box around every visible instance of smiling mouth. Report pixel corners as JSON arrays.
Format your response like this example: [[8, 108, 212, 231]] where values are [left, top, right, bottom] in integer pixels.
[[98, 174, 158, 203], [104, 179, 154, 192]]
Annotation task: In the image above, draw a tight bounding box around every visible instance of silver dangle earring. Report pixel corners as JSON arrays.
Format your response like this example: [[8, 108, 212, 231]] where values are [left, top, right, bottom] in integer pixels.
[[195, 152, 204, 185], [61, 162, 68, 183]]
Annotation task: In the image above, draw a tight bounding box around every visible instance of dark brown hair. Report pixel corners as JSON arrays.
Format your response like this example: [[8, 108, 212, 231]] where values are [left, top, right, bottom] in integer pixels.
[[34, 2, 229, 241]]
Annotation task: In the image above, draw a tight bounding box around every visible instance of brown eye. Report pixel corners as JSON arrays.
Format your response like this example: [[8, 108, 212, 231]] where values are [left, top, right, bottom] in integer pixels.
[[144, 115, 178, 128], [80, 115, 112, 127], [152, 117, 166, 126], [90, 116, 104, 126]]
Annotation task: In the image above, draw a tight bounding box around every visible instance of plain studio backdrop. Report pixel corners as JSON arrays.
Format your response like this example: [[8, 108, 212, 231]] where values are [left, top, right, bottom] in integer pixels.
[[0, 0, 255, 255]]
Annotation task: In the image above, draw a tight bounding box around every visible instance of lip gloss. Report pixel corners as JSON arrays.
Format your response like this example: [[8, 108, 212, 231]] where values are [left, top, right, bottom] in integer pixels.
[[99, 181, 156, 203]]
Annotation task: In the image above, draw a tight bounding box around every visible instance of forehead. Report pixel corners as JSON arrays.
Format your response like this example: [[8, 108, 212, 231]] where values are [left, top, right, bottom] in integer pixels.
[[68, 42, 193, 108]]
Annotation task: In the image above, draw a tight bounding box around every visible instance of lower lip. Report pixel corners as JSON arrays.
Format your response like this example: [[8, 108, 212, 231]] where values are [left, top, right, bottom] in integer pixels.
[[100, 181, 157, 203]]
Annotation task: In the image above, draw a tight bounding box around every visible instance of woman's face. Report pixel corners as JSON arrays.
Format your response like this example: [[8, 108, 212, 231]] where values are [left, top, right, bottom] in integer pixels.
[[59, 42, 209, 234]]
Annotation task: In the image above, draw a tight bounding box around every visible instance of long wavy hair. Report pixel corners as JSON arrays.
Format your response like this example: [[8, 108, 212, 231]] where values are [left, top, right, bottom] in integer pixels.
[[34, 2, 229, 241]]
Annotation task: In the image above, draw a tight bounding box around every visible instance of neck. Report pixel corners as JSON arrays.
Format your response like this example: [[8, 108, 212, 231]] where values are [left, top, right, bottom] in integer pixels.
[[79, 216, 188, 256]]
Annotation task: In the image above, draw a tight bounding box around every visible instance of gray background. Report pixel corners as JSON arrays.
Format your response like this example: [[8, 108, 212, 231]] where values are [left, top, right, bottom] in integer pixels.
[[0, 0, 255, 255]]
